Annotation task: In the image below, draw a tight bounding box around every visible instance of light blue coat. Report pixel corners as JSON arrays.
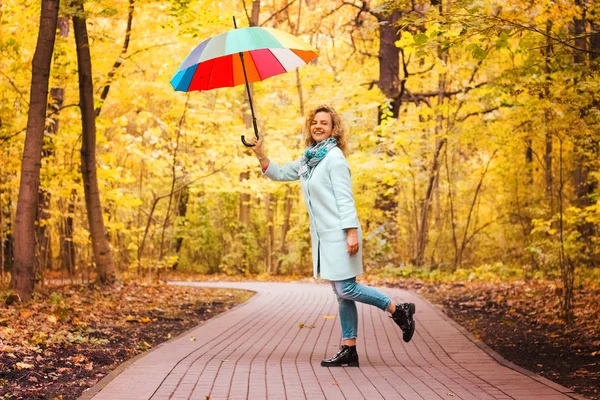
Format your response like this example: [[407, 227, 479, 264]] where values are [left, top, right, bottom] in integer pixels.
[[264, 147, 363, 281]]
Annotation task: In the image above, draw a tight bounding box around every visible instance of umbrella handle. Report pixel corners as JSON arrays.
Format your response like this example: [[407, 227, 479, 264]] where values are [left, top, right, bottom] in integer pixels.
[[241, 117, 260, 147], [241, 135, 254, 147]]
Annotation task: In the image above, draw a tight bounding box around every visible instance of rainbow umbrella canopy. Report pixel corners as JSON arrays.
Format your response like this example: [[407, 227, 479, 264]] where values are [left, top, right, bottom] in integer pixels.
[[170, 20, 318, 146]]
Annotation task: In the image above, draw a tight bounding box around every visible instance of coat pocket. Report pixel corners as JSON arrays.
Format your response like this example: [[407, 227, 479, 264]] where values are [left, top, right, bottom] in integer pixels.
[[318, 228, 346, 242]]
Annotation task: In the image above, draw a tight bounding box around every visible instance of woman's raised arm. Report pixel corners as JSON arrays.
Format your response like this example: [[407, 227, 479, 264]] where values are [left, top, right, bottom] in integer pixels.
[[248, 133, 300, 182]]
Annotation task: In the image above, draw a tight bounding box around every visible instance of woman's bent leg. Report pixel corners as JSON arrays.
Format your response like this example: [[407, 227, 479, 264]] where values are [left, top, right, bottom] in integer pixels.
[[334, 277, 416, 343], [333, 278, 391, 312]]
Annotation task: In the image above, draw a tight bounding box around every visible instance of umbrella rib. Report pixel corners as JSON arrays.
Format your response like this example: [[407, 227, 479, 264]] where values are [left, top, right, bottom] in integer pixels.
[[245, 51, 260, 81], [268, 48, 288, 73], [206, 57, 219, 90]]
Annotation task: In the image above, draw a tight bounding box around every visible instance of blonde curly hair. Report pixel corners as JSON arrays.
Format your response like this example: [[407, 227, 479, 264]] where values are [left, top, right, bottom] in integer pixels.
[[303, 105, 348, 155]]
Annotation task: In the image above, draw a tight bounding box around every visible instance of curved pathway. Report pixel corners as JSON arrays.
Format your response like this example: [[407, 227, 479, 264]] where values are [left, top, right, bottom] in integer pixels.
[[82, 282, 586, 400]]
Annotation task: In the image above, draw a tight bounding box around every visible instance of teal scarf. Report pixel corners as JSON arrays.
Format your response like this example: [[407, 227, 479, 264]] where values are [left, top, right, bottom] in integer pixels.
[[298, 137, 337, 178]]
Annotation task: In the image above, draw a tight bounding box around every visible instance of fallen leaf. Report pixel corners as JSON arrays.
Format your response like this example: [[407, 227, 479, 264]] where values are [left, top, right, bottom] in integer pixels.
[[72, 354, 87, 365], [16, 362, 34, 370], [139, 317, 151, 323], [323, 315, 335, 319]]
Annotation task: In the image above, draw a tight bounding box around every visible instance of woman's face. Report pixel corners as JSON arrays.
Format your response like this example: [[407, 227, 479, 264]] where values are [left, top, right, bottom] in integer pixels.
[[310, 111, 334, 143]]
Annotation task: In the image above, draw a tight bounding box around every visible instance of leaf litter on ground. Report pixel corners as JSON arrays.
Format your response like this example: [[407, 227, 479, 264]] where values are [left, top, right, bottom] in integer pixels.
[[0, 282, 253, 400], [362, 276, 600, 400]]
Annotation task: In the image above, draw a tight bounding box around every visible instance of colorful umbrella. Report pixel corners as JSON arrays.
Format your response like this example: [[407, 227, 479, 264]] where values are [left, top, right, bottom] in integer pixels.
[[170, 17, 318, 146]]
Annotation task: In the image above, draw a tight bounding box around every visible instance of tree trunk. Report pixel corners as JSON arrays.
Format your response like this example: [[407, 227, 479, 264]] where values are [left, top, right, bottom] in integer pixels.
[[521, 136, 535, 269], [265, 194, 274, 273], [590, 21, 600, 62], [544, 20, 553, 212], [376, 9, 401, 119], [171, 185, 189, 270], [573, 3, 591, 206], [72, 0, 116, 284], [275, 186, 294, 275], [159, 96, 188, 263], [37, 87, 65, 277], [572, 3, 597, 262], [2, 194, 14, 280], [0, 186, 5, 282], [59, 190, 76, 277], [434, 9, 448, 233], [456, 151, 497, 267], [414, 138, 446, 266], [526, 137, 533, 184], [50, 17, 76, 278], [12, 0, 60, 302]]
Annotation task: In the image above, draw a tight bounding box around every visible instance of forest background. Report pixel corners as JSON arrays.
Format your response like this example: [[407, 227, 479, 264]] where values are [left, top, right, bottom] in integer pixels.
[[0, 0, 599, 398], [1, 0, 599, 316]]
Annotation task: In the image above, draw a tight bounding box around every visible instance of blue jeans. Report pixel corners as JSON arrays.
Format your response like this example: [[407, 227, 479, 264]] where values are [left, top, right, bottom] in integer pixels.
[[330, 277, 392, 340]]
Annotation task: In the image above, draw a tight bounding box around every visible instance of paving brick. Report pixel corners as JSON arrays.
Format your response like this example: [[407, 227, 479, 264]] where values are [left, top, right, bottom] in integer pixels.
[[83, 282, 580, 400]]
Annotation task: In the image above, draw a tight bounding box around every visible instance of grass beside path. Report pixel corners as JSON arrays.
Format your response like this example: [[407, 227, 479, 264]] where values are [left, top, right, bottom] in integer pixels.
[[0, 282, 253, 400]]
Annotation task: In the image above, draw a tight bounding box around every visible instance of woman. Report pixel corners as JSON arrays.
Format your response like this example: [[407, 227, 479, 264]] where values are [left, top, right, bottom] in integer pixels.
[[248, 105, 415, 367]]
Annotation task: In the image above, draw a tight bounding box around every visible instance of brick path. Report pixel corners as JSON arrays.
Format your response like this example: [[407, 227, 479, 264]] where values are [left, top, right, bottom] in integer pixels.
[[82, 282, 586, 400]]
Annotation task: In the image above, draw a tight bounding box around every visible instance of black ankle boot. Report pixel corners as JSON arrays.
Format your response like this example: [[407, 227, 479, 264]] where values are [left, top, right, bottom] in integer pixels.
[[391, 302, 416, 343], [321, 345, 359, 367]]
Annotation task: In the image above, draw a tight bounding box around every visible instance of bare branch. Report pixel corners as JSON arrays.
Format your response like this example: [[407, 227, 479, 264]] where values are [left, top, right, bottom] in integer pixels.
[[260, 0, 298, 27], [457, 149, 498, 266], [464, 215, 504, 249], [456, 105, 505, 122], [408, 63, 435, 75], [124, 42, 176, 60], [96, 0, 135, 117], [1, 104, 79, 147], [0, 128, 25, 147], [0, 70, 28, 106], [241, 0, 252, 24], [405, 81, 490, 100]]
